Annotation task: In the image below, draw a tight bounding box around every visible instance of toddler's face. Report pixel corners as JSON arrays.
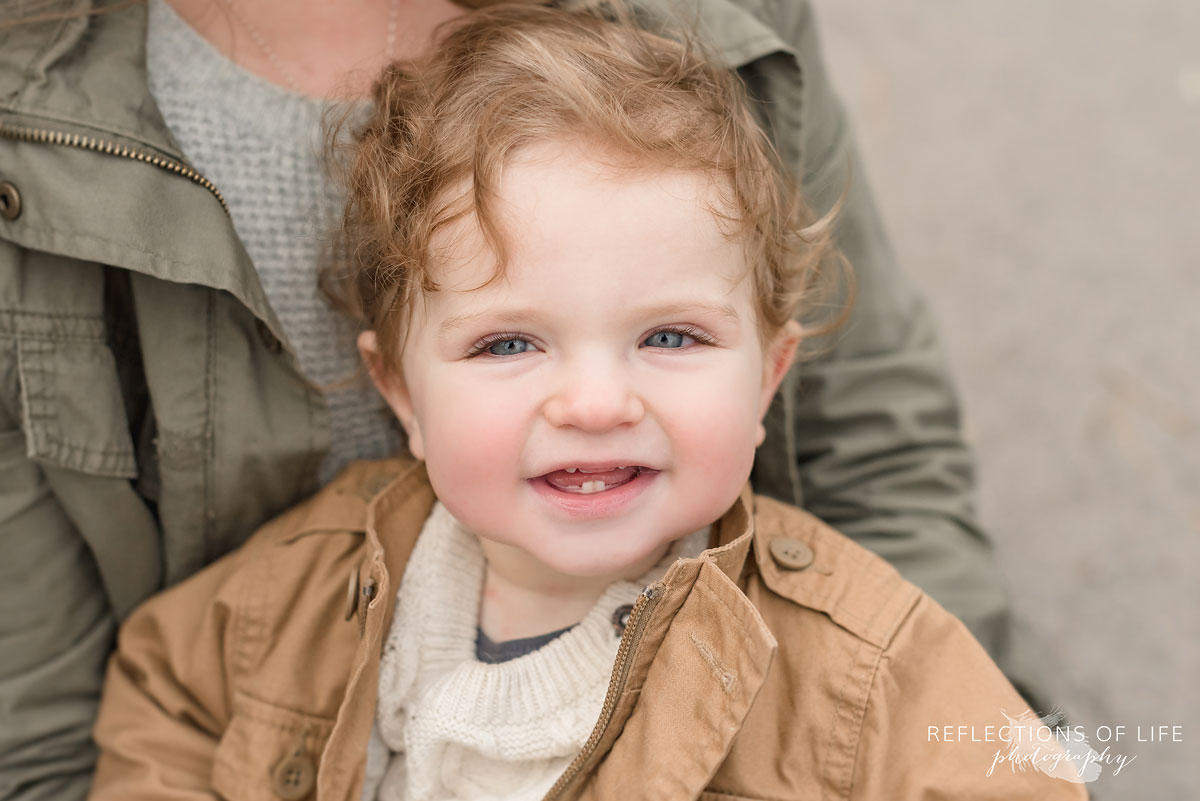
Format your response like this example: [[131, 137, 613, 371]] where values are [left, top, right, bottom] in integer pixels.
[[367, 141, 799, 583]]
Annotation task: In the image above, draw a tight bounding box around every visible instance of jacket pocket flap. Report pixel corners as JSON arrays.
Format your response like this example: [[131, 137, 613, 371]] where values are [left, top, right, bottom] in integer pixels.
[[213, 691, 335, 801], [15, 313, 137, 478]]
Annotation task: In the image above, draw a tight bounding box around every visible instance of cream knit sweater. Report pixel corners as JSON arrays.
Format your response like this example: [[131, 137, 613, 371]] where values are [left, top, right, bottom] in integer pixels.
[[363, 503, 709, 801]]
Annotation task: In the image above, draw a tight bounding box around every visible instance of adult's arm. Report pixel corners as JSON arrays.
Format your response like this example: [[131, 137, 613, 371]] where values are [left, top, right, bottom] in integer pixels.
[[0, 397, 110, 801], [748, 0, 1051, 709], [0, 242, 161, 801]]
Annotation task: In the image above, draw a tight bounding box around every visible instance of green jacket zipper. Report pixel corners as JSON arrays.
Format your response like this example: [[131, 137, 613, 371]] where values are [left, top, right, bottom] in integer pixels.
[[541, 581, 666, 801], [0, 120, 229, 215]]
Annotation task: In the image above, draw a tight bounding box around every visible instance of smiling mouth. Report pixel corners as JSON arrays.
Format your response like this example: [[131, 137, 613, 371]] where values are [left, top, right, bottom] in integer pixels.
[[542, 465, 651, 494]]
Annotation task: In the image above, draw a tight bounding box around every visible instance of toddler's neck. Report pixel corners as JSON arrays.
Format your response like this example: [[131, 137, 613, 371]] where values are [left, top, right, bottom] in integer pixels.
[[477, 541, 672, 642]]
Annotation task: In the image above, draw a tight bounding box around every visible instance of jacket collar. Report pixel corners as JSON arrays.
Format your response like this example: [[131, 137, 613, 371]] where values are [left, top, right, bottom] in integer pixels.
[[1, 0, 182, 156]]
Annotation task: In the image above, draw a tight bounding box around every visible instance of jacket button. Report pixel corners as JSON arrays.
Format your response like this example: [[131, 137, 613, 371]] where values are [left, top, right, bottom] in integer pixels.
[[769, 537, 814, 570], [271, 749, 316, 800], [611, 604, 633, 637], [0, 181, 21, 220], [256, 319, 283, 354]]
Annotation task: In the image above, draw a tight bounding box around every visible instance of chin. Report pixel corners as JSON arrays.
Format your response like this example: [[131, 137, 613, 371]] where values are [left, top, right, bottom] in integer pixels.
[[538, 551, 638, 580], [541, 532, 674, 580]]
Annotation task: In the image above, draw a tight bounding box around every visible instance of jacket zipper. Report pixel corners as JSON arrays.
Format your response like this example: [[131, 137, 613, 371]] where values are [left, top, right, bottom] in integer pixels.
[[0, 121, 229, 215], [541, 581, 665, 801]]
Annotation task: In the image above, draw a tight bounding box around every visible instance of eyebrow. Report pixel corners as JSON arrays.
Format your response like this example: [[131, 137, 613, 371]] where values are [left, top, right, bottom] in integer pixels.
[[437, 301, 741, 338]]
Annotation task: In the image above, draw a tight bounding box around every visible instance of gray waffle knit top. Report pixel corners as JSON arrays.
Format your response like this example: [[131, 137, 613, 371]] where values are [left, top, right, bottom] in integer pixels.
[[146, 0, 404, 485]]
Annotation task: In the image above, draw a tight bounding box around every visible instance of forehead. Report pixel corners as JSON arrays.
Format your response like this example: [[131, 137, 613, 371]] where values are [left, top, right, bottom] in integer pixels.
[[425, 140, 752, 313]]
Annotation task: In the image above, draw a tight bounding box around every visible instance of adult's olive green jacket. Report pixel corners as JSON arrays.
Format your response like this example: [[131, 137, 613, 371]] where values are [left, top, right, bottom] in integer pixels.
[[0, 1, 1045, 799]]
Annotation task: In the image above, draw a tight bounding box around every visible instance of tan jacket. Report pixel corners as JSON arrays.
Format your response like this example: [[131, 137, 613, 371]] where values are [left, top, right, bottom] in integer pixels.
[[90, 459, 1085, 801]]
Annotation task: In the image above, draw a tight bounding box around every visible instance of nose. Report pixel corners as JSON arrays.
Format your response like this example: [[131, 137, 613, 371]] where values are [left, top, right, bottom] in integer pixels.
[[542, 362, 645, 432]]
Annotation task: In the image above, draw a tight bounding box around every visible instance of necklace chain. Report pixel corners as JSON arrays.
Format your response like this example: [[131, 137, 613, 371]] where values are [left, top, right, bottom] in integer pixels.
[[216, 0, 399, 94]]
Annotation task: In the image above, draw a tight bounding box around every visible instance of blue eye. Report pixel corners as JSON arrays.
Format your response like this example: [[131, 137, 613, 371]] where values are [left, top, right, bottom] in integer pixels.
[[484, 337, 536, 356], [643, 330, 691, 349]]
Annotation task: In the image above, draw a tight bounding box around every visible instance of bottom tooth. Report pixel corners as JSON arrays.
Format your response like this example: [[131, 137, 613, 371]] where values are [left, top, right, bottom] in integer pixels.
[[558, 479, 608, 494]]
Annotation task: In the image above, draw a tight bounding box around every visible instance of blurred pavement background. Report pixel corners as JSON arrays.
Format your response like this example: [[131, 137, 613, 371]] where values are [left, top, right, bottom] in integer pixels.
[[808, 1, 1199, 798]]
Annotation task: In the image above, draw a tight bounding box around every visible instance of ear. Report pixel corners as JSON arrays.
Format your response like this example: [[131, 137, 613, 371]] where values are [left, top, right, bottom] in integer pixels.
[[755, 319, 802, 447], [358, 330, 425, 461]]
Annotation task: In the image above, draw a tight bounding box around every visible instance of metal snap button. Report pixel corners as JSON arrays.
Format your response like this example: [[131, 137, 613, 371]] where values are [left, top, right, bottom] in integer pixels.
[[769, 537, 814, 570], [256, 318, 283, 355], [271, 747, 315, 800], [0, 181, 21, 220]]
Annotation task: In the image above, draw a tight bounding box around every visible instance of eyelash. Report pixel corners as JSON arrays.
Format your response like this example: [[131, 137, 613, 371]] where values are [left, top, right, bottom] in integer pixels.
[[465, 325, 717, 358], [645, 324, 718, 348]]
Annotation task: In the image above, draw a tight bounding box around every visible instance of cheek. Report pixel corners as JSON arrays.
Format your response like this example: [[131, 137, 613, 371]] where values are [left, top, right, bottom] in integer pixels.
[[417, 374, 531, 526], [678, 400, 759, 483], [655, 359, 763, 487]]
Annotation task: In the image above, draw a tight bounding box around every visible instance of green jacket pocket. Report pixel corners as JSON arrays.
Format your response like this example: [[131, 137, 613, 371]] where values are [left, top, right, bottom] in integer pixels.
[[15, 312, 137, 478]]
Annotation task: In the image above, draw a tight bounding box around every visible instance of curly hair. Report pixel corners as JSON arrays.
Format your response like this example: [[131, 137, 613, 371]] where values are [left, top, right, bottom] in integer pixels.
[[325, 2, 850, 371]]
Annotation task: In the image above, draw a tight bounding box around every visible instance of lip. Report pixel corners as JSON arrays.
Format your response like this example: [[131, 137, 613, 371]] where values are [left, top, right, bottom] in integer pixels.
[[529, 468, 660, 519], [536, 461, 658, 475]]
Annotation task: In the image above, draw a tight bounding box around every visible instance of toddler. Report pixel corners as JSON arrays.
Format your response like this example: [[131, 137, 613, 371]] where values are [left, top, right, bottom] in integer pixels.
[[90, 5, 1088, 800]]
